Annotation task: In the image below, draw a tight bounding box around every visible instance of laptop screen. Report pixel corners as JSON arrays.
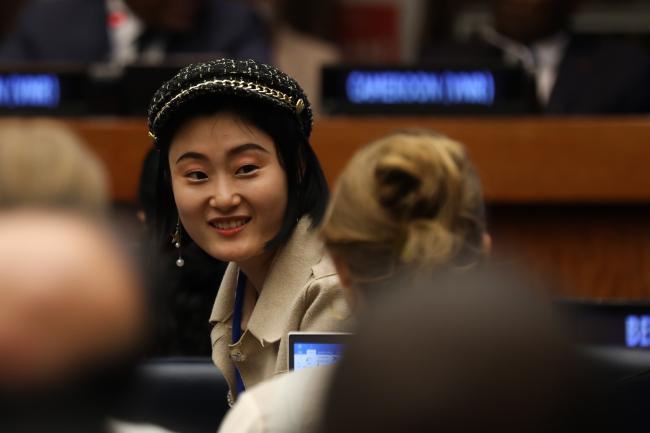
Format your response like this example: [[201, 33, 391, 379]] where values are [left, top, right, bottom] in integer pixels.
[[288, 332, 352, 371]]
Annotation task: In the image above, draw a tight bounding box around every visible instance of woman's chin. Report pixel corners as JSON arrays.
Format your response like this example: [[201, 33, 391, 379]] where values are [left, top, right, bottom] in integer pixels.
[[206, 249, 258, 265]]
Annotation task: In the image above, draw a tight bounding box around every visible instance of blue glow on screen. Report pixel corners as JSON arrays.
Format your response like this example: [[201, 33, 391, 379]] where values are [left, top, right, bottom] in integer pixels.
[[293, 343, 343, 356], [625, 315, 650, 348], [293, 343, 345, 371], [346, 70, 495, 105], [0, 74, 60, 108]]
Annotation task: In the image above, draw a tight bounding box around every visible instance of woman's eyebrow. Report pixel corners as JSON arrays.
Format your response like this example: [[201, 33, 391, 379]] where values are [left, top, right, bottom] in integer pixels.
[[176, 151, 209, 164], [227, 143, 270, 158]]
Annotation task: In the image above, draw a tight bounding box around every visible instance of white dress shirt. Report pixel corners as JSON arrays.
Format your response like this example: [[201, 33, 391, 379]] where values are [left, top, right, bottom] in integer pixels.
[[480, 26, 569, 106]]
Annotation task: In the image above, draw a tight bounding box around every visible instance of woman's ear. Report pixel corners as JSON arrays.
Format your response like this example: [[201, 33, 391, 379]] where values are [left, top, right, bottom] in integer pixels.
[[482, 233, 492, 255]]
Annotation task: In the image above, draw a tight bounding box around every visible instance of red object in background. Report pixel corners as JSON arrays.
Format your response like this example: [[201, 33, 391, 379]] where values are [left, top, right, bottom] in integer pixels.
[[337, 3, 400, 63], [107, 11, 127, 28]]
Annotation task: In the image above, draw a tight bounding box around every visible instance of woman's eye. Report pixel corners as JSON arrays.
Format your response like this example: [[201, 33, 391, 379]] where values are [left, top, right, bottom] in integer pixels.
[[186, 171, 208, 181], [236, 164, 259, 175]]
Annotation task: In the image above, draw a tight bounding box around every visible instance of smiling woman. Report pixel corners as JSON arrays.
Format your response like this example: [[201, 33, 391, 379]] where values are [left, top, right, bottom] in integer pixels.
[[148, 59, 349, 404], [169, 112, 288, 278]]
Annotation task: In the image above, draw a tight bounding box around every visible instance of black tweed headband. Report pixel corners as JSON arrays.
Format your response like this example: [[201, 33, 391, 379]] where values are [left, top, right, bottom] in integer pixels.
[[147, 58, 313, 143]]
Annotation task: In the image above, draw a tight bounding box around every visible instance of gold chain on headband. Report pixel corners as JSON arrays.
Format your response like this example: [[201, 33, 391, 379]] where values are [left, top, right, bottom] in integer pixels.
[[149, 78, 304, 140]]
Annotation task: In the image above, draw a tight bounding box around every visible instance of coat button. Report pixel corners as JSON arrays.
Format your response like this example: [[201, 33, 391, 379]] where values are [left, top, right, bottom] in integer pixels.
[[230, 349, 246, 362]]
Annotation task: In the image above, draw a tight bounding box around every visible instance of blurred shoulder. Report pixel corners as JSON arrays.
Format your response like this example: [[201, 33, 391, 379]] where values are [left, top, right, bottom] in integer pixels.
[[109, 419, 178, 433], [219, 366, 335, 433]]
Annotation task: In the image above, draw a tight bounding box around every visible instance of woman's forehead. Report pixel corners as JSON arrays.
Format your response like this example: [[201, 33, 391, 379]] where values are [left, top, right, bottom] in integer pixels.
[[169, 112, 275, 156]]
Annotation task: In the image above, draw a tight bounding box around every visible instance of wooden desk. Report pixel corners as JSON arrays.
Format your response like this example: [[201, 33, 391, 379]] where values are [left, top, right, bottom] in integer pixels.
[[68, 115, 650, 203], [64, 116, 650, 299], [312, 116, 650, 202]]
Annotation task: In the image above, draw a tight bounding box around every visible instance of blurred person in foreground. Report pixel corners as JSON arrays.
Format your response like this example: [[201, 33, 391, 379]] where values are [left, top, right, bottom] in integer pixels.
[[0, 120, 174, 432], [318, 267, 612, 433], [218, 129, 490, 433], [0, 210, 168, 433], [0, 0, 269, 64], [421, 0, 650, 114]]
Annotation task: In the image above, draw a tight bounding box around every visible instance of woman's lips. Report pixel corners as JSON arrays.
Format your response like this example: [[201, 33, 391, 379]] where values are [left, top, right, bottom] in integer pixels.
[[209, 217, 251, 237]]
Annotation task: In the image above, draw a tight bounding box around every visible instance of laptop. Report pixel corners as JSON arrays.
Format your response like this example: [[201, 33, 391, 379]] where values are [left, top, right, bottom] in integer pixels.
[[288, 332, 352, 371]]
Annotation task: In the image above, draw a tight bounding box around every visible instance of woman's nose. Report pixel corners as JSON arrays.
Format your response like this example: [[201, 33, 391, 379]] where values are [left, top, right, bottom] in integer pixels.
[[208, 182, 241, 210]]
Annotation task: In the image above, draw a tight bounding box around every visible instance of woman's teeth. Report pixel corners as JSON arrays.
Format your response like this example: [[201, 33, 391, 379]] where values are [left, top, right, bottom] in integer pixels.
[[213, 219, 249, 229]]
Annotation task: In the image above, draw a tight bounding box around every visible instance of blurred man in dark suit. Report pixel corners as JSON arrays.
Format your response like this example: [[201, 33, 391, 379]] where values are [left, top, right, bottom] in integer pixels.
[[0, 0, 270, 64], [421, 0, 650, 114]]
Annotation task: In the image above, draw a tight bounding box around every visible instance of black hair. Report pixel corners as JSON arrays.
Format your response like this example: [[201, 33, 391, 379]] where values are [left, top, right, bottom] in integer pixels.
[[137, 147, 159, 222], [153, 95, 329, 254]]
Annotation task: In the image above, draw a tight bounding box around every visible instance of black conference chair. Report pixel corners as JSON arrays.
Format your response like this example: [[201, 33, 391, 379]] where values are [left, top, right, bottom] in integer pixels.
[[114, 357, 230, 433]]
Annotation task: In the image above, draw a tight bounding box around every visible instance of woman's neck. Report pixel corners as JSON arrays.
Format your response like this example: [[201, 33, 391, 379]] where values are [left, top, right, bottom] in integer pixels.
[[237, 248, 278, 293]]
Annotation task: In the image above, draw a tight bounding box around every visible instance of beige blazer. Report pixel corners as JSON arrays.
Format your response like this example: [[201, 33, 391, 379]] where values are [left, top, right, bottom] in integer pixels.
[[209, 218, 348, 402]]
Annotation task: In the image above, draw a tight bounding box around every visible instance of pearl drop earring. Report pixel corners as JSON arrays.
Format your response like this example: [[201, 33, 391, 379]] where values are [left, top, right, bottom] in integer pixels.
[[172, 218, 185, 267]]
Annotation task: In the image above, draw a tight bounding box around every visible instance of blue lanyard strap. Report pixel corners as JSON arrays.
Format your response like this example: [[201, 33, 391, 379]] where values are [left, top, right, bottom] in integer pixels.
[[232, 271, 246, 395]]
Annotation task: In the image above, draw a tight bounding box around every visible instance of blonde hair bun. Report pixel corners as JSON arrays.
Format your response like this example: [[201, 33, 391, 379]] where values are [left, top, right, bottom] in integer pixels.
[[372, 131, 470, 266], [375, 142, 445, 221], [322, 129, 486, 284]]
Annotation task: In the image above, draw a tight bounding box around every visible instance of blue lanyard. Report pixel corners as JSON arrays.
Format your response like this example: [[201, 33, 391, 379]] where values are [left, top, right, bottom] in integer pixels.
[[232, 271, 246, 395]]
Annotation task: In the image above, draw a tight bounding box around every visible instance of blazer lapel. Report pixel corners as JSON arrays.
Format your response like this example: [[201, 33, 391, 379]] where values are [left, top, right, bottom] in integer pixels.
[[247, 218, 323, 344], [209, 262, 239, 324]]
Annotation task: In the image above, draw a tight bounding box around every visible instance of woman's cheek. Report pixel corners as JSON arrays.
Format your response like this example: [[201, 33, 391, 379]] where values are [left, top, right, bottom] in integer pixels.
[[172, 183, 202, 224]]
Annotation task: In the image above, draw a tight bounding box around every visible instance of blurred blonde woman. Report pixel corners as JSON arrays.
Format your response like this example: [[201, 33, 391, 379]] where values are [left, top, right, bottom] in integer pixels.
[[322, 129, 489, 307], [0, 119, 108, 215], [218, 129, 489, 433]]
